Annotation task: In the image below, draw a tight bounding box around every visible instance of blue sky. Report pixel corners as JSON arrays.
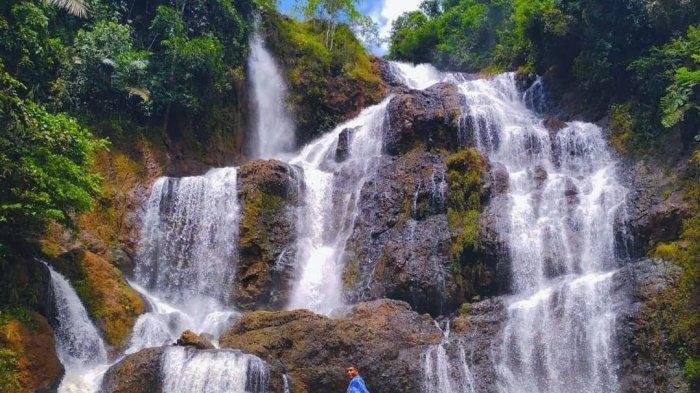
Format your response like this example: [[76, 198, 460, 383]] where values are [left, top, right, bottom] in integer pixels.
[[276, 0, 423, 55]]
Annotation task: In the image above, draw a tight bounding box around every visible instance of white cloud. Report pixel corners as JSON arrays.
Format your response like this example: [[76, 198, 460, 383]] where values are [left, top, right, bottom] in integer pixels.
[[369, 0, 423, 54]]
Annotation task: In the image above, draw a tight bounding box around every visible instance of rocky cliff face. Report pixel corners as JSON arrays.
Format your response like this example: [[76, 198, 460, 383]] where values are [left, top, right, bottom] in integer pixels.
[[342, 79, 510, 317], [235, 159, 303, 310]]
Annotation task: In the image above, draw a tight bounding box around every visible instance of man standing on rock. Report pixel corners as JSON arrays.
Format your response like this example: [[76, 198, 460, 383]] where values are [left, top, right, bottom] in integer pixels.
[[346, 366, 370, 393]]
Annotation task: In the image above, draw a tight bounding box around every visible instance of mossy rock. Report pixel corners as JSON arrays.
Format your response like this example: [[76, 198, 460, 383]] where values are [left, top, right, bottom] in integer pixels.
[[51, 249, 144, 348], [234, 160, 301, 310], [0, 311, 63, 393]]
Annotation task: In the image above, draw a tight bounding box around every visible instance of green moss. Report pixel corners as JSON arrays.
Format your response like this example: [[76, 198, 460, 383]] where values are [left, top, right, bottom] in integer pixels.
[[684, 357, 700, 383], [651, 150, 700, 385], [457, 302, 471, 317], [239, 187, 285, 258], [446, 148, 487, 267], [0, 348, 20, 392]]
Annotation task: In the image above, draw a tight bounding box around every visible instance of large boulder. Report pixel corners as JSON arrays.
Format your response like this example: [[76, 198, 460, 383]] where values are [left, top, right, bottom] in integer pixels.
[[219, 299, 442, 393], [343, 150, 461, 315], [0, 312, 64, 393], [101, 347, 165, 393], [618, 160, 691, 258], [235, 159, 303, 310], [612, 259, 690, 393], [384, 82, 465, 155], [50, 248, 145, 348]]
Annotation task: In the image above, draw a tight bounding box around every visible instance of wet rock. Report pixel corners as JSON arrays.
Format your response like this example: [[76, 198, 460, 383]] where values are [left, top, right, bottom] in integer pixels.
[[612, 259, 690, 393], [0, 312, 64, 393], [0, 249, 57, 326], [106, 247, 134, 276], [532, 165, 548, 188], [447, 297, 508, 392], [220, 299, 441, 393], [544, 116, 566, 135], [564, 178, 580, 205], [335, 127, 355, 162], [474, 202, 512, 297], [619, 160, 691, 258], [102, 347, 165, 393], [377, 60, 411, 94], [176, 330, 215, 350], [235, 159, 303, 310], [50, 248, 145, 348], [342, 150, 460, 315], [515, 71, 537, 92], [487, 162, 510, 197], [384, 82, 466, 155]]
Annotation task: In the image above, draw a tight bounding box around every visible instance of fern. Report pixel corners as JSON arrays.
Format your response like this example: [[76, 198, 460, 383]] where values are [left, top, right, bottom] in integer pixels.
[[45, 0, 88, 18]]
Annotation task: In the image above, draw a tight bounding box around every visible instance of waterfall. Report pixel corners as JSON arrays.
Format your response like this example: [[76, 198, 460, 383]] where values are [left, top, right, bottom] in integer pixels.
[[286, 98, 390, 315], [135, 167, 240, 305], [457, 74, 625, 393], [46, 263, 110, 393], [388, 61, 464, 90], [390, 64, 627, 392], [128, 167, 242, 354], [423, 322, 476, 393], [161, 347, 269, 393], [248, 24, 296, 159]]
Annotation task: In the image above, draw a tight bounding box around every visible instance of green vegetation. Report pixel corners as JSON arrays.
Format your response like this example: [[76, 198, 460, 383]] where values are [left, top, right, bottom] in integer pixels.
[[0, 65, 102, 239], [264, 11, 384, 141], [389, 0, 699, 149], [446, 148, 486, 264]]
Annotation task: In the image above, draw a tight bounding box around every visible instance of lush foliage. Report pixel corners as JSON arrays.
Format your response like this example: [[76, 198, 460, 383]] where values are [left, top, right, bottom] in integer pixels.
[[0, 0, 261, 240], [264, 12, 384, 141], [389, 0, 699, 140], [0, 66, 101, 238]]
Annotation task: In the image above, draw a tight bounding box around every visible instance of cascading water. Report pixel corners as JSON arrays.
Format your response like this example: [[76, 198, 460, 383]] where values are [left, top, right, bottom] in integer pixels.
[[128, 167, 242, 353], [46, 263, 110, 393], [389, 64, 626, 393], [124, 167, 267, 390], [248, 23, 296, 159], [286, 98, 390, 315], [458, 74, 625, 393], [423, 322, 476, 393], [161, 347, 269, 393]]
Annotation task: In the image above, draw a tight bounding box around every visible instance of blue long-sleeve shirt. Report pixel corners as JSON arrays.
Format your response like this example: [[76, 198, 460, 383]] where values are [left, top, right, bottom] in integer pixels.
[[347, 375, 370, 393]]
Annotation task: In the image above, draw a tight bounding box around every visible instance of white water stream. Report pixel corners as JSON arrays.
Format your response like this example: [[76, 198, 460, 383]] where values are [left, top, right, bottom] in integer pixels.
[[248, 24, 296, 159], [392, 65, 626, 393], [287, 98, 390, 314], [46, 263, 110, 393]]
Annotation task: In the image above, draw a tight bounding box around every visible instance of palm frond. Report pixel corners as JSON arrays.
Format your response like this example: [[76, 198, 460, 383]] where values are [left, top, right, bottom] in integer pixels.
[[45, 0, 89, 18]]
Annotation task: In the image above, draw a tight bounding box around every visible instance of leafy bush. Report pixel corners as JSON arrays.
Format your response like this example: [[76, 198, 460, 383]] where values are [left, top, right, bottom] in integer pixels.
[[0, 66, 102, 239]]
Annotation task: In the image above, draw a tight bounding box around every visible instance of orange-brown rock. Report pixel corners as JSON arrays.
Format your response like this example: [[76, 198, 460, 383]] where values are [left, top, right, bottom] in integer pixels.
[[0, 312, 63, 393]]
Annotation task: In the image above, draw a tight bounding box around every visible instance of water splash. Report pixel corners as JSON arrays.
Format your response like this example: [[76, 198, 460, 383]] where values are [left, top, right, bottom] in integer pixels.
[[388, 61, 465, 90], [287, 98, 390, 315], [248, 24, 296, 159], [161, 347, 269, 393]]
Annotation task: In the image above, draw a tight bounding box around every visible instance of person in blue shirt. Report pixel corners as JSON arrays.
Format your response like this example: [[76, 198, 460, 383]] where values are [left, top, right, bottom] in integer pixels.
[[346, 365, 370, 393]]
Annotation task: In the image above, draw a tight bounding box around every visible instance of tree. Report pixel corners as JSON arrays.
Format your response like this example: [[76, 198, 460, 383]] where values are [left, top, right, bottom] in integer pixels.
[[0, 64, 102, 239], [297, 0, 370, 50]]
